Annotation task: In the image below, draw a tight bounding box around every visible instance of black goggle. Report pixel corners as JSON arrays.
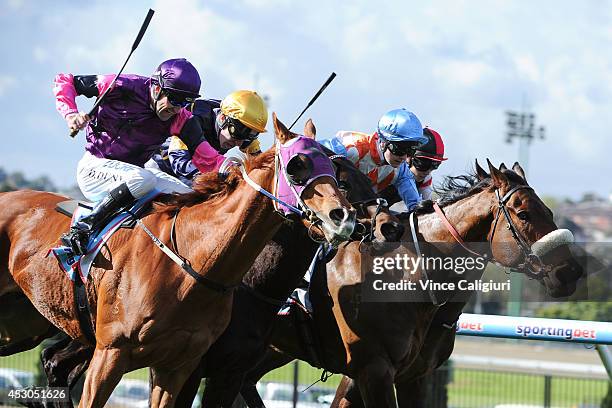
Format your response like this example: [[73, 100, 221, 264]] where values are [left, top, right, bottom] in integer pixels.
[[386, 141, 417, 157], [412, 156, 441, 171], [225, 117, 259, 141], [163, 90, 195, 108]]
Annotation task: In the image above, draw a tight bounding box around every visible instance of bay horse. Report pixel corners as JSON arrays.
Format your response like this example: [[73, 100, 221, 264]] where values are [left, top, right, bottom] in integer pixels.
[[0, 114, 357, 408], [241, 160, 585, 408], [23, 119, 405, 408]]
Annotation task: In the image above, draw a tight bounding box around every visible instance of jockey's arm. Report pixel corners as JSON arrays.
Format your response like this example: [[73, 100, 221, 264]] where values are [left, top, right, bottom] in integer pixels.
[[53, 74, 116, 131], [393, 163, 421, 211], [419, 178, 433, 201], [167, 136, 199, 180]]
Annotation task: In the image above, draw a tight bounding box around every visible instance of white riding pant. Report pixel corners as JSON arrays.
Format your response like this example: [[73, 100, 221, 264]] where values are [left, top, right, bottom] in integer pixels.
[[76, 152, 192, 202]]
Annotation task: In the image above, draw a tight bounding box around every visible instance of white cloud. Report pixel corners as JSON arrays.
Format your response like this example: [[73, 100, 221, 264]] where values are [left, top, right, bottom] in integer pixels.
[[2, 0, 611, 198]]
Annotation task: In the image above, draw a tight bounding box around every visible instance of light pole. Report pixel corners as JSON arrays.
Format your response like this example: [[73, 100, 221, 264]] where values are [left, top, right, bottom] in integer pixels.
[[504, 108, 546, 316]]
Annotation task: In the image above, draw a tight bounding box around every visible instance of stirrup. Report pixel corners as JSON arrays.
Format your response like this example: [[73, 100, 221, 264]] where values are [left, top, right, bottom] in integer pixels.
[[61, 229, 91, 256]]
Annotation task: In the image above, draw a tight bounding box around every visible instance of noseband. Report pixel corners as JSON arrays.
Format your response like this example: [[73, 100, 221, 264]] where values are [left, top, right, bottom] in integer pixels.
[[434, 185, 552, 279], [489, 185, 552, 278], [328, 154, 388, 245]]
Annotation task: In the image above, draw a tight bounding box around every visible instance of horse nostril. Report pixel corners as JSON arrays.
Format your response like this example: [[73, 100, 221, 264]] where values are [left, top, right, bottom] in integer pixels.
[[329, 208, 348, 226], [381, 221, 404, 242]]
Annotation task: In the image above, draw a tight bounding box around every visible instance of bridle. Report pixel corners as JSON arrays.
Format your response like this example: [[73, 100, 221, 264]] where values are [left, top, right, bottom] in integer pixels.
[[328, 154, 388, 245], [433, 185, 552, 279]]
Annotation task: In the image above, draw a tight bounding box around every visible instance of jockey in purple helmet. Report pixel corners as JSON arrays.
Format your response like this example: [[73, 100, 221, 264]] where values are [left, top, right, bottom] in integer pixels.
[[53, 58, 201, 255]]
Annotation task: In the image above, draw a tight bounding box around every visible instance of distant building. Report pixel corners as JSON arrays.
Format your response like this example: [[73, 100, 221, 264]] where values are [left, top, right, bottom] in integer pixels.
[[556, 195, 612, 242]]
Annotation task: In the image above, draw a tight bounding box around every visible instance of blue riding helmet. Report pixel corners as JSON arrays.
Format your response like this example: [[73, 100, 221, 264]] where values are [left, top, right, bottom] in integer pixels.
[[377, 108, 427, 145]]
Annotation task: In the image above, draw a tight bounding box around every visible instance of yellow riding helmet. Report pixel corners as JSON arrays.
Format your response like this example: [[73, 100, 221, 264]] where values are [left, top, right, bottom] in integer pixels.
[[220, 90, 268, 133]]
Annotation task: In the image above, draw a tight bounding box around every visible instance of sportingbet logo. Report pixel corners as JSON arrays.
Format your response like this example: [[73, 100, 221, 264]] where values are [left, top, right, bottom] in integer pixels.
[[516, 325, 597, 340], [457, 321, 484, 332]]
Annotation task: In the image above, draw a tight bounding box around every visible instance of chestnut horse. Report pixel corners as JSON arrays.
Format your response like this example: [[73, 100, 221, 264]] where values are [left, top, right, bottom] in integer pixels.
[[21, 119, 405, 408], [241, 160, 585, 408], [0, 114, 356, 408]]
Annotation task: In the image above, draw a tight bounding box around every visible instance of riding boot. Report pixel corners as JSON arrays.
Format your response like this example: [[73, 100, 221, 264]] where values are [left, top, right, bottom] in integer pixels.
[[61, 183, 136, 255]]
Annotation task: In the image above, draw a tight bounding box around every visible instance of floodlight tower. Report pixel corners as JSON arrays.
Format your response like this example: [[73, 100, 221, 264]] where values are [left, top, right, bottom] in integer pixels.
[[504, 105, 546, 317]]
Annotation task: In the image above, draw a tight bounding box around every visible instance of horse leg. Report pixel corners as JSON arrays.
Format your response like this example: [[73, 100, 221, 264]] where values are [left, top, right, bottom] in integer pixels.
[[200, 372, 245, 408], [45, 340, 93, 408], [241, 347, 295, 408], [149, 360, 203, 408], [354, 357, 397, 408], [395, 377, 425, 408], [78, 347, 127, 408], [330, 376, 365, 408], [0, 325, 58, 356], [239, 382, 265, 408], [172, 360, 204, 408]]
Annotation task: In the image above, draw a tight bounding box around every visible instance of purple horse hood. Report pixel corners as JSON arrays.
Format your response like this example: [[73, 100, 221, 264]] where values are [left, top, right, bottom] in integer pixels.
[[275, 136, 337, 215]]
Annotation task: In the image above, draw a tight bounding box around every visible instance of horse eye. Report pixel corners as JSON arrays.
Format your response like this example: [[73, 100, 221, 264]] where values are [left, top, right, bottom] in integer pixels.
[[517, 211, 529, 221]]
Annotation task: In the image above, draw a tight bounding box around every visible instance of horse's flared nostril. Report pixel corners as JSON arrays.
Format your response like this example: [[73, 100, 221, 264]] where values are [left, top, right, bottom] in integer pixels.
[[380, 221, 404, 242], [329, 208, 349, 226]]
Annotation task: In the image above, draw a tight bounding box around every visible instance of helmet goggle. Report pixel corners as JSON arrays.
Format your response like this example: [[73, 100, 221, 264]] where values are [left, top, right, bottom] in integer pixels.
[[162, 89, 195, 108], [224, 116, 259, 141], [385, 141, 419, 157], [412, 156, 441, 171], [153, 74, 197, 108]]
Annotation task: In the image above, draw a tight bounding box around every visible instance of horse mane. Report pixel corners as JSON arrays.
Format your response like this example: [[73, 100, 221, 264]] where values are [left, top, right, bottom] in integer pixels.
[[153, 149, 276, 214], [414, 167, 525, 215]]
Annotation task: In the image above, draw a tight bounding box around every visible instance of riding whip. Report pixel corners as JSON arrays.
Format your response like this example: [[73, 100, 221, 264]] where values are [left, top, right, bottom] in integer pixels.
[[69, 8, 155, 138], [288, 72, 337, 131]]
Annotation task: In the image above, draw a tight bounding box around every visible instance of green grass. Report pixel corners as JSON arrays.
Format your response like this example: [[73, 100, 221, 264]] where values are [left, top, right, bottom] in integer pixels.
[[1, 350, 608, 406]]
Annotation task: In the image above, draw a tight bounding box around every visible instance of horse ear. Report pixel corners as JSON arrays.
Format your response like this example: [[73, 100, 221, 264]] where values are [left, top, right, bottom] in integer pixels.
[[475, 159, 489, 181], [513, 161, 528, 183], [487, 158, 508, 187], [499, 162, 508, 172], [273, 113, 293, 144], [303, 118, 316, 140]]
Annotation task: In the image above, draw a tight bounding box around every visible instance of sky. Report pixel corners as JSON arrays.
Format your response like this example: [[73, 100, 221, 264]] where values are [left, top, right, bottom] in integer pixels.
[[1, 0, 611, 200]]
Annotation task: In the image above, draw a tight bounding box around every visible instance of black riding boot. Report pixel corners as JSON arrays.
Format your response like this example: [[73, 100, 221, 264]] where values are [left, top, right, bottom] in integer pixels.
[[61, 183, 136, 255]]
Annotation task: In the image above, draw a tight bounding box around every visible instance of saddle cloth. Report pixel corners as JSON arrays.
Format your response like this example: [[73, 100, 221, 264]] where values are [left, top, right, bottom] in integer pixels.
[[47, 190, 160, 283]]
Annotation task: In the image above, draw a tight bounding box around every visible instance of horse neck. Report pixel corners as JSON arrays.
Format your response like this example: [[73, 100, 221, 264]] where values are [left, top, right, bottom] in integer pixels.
[[179, 164, 281, 287], [242, 221, 320, 301], [417, 192, 496, 248]]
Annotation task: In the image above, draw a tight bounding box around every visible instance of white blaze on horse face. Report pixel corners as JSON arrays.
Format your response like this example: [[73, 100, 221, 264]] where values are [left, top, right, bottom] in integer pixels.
[[531, 229, 575, 258]]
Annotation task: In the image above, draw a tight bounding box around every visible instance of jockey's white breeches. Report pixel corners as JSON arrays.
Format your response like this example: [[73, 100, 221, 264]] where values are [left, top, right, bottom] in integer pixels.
[[76, 152, 192, 202]]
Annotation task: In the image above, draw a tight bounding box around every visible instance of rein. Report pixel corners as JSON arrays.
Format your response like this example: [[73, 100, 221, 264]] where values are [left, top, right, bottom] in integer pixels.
[[327, 154, 387, 244], [407, 185, 552, 305], [432, 185, 550, 277], [136, 145, 340, 291]]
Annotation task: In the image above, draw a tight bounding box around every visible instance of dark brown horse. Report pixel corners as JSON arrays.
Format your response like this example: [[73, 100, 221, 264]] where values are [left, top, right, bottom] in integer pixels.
[[23, 119, 404, 408], [0, 114, 356, 408], [241, 160, 585, 408]]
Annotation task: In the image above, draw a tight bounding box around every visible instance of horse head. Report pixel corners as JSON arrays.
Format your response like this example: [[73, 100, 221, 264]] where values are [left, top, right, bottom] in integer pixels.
[[479, 159, 583, 297], [273, 113, 356, 246], [302, 118, 404, 243]]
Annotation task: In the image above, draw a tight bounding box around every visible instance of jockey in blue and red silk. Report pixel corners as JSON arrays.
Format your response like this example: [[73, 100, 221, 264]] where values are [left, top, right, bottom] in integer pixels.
[[147, 90, 267, 185], [320, 108, 428, 210], [53, 58, 202, 255]]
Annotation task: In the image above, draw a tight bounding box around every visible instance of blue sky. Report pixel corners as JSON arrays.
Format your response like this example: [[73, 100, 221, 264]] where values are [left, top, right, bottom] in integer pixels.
[[1, 0, 611, 200]]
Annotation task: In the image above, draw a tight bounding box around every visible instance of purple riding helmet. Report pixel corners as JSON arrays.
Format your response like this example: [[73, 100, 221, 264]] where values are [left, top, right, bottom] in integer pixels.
[[151, 58, 201, 99]]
